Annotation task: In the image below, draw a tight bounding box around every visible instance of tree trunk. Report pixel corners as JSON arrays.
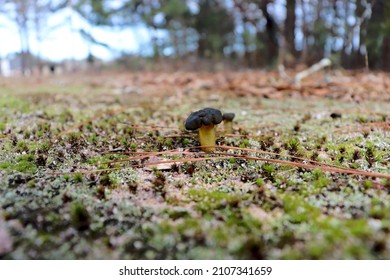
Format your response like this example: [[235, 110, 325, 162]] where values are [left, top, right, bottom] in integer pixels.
[[366, 0, 386, 69], [298, 0, 308, 65], [284, 0, 296, 66], [356, 0, 369, 69], [259, 1, 279, 66], [382, 36, 390, 70], [18, 21, 30, 76]]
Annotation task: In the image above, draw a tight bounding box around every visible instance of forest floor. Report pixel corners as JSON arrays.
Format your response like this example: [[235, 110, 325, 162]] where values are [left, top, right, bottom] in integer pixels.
[[1, 70, 390, 259]]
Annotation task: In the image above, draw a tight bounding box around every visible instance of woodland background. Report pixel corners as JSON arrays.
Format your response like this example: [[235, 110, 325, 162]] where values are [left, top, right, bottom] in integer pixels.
[[0, 0, 389, 74]]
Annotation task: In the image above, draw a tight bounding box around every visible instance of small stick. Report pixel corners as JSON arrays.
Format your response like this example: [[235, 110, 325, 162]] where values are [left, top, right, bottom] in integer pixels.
[[294, 58, 331, 84]]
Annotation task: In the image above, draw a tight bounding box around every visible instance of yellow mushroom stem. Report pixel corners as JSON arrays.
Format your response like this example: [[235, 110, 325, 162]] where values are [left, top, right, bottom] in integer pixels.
[[223, 120, 233, 134], [198, 124, 217, 152]]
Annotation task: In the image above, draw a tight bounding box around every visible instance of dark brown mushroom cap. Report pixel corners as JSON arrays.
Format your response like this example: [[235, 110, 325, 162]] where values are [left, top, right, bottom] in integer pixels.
[[185, 108, 223, 130], [222, 113, 235, 121]]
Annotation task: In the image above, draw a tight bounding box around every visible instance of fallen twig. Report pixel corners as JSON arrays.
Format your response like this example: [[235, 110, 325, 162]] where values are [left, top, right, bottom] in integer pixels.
[[294, 58, 331, 84]]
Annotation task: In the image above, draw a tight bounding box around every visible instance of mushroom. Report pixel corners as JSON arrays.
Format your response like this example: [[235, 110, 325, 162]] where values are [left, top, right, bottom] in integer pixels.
[[222, 112, 235, 134], [185, 108, 223, 152]]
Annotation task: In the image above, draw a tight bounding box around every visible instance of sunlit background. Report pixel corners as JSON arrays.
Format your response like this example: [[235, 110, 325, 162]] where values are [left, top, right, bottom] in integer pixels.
[[0, 1, 152, 61], [0, 0, 389, 75]]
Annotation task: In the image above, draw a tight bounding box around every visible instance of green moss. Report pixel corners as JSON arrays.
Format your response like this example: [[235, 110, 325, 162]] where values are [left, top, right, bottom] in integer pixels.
[[163, 208, 190, 220], [307, 243, 328, 259], [70, 202, 91, 231], [363, 180, 373, 189], [369, 206, 387, 219], [255, 178, 264, 187], [67, 132, 82, 143], [16, 154, 35, 162], [164, 138, 172, 147], [239, 138, 250, 148], [0, 96, 30, 111], [73, 173, 83, 183], [187, 188, 244, 214], [0, 162, 12, 170], [0, 154, 38, 174], [16, 161, 37, 173], [38, 141, 51, 153], [99, 174, 111, 186], [286, 137, 301, 153], [16, 140, 30, 152], [0, 122, 6, 132], [283, 195, 321, 223], [310, 169, 329, 190], [2, 75, 390, 260], [262, 164, 275, 174], [182, 138, 190, 145], [37, 122, 51, 133], [261, 164, 275, 181], [365, 141, 383, 166], [345, 219, 371, 238]]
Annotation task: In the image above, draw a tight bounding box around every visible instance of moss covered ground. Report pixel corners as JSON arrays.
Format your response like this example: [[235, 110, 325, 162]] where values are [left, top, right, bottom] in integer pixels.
[[1, 71, 390, 259]]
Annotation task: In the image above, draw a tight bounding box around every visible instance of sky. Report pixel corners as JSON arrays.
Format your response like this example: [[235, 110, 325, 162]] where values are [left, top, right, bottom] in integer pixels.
[[0, 7, 151, 62]]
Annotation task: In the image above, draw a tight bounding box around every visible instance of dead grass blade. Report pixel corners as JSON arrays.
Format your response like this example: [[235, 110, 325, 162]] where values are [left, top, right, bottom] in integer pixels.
[[47, 156, 229, 175], [101, 144, 352, 171], [100, 150, 196, 165], [120, 122, 182, 132], [209, 145, 351, 170], [225, 153, 390, 179], [48, 145, 390, 179]]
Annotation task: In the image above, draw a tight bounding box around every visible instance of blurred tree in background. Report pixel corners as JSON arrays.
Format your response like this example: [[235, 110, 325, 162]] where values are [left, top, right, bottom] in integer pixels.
[[366, 0, 390, 70], [1, 0, 390, 72], [0, 0, 68, 74]]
